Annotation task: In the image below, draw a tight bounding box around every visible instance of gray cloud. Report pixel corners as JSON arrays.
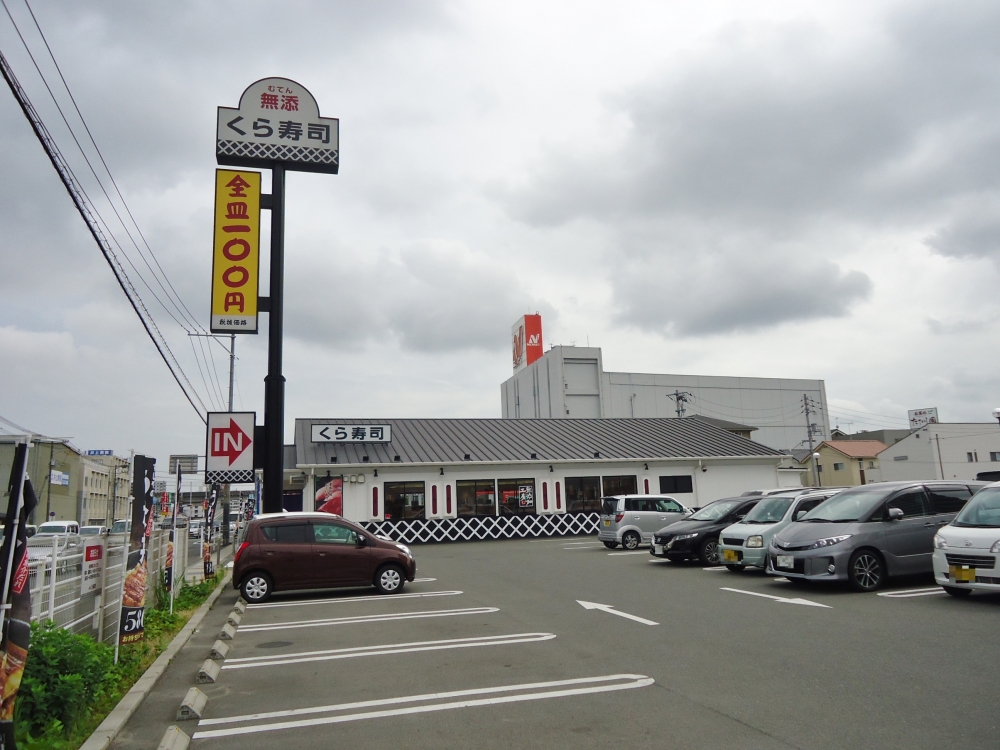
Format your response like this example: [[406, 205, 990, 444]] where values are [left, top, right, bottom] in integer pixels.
[[284, 240, 552, 353]]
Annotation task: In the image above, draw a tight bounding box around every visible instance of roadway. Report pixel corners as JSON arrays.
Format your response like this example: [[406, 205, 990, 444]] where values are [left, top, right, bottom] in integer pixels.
[[163, 537, 1000, 748]]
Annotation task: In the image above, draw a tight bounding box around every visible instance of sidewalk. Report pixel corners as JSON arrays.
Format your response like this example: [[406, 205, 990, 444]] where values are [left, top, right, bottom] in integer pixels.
[[108, 546, 237, 749]]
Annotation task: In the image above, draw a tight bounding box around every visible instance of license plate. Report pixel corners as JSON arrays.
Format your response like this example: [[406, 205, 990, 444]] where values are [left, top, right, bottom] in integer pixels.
[[777, 555, 795, 570], [950, 565, 975, 582], [654, 545, 663, 555], [603, 519, 610, 527], [723, 549, 739, 563]]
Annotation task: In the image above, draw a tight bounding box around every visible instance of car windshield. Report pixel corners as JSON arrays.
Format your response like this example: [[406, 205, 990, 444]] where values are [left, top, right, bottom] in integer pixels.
[[80, 527, 101, 535], [800, 486, 894, 522], [600, 498, 619, 516], [36, 523, 66, 534], [689, 499, 742, 521], [742, 497, 793, 524], [952, 488, 1000, 527], [110, 522, 129, 533]]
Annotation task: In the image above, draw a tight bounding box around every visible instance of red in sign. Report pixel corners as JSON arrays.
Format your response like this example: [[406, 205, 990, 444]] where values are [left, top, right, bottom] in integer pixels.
[[211, 418, 251, 465]]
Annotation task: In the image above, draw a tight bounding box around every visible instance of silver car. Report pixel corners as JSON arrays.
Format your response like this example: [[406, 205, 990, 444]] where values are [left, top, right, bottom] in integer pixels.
[[718, 489, 841, 571], [598, 495, 689, 549], [766, 481, 986, 591]]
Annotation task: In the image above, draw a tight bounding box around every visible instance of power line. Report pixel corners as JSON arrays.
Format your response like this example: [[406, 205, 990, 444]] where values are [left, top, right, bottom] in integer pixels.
[[0, 28, 207, 422]]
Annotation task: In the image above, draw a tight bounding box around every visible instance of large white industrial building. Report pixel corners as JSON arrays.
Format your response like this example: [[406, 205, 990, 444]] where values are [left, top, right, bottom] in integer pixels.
[[501, 344, 830, 453]]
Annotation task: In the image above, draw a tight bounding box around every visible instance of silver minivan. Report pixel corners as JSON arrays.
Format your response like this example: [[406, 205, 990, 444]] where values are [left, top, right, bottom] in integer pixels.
[[598, 495, 689, 549]]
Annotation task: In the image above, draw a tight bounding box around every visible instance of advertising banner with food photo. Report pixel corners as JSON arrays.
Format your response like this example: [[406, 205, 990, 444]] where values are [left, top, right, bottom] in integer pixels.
[[315, 476, 343, 515], [0, 443, 38, 748], [120, 455, 155, 645]]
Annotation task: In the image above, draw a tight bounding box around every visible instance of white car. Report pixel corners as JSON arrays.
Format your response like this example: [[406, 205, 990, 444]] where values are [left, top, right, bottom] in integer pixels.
[[933, 483, 1000, 597], [35, 521, 80, 535]]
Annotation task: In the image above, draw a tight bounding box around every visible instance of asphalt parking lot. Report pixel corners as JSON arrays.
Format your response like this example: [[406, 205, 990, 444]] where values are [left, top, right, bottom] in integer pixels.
[[190, 536, 1000, 749]]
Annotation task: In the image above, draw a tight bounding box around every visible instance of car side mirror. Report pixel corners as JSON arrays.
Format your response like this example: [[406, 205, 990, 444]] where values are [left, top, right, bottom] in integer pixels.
[[886, 507, 904, 521], [356, 535, 367, 547]]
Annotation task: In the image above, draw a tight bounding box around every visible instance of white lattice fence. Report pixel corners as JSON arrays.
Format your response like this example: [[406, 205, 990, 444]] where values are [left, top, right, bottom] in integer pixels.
[[361, 513, 600, 544]]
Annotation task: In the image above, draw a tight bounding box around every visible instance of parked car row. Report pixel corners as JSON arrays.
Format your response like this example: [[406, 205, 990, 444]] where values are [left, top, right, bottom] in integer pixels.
[[601, 480, 999, 594]]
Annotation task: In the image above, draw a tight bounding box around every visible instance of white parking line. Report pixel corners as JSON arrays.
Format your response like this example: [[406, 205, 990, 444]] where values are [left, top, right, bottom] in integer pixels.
[[702, 566, 726, 571], [608, 551, 649, 556], [192, 674, 654, 739], [413, 577, 437, 582], [248, 591, 462, 610], [240, 607, 499, 633], [877, 587, 947, 599], [563, 545, 606, 550], [720, 587, 831, 608], [223, 633, 556, 671]]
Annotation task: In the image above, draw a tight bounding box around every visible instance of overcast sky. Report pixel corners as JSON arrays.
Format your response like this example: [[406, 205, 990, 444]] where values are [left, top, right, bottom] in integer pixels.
[[2, 0, 1000, 477]]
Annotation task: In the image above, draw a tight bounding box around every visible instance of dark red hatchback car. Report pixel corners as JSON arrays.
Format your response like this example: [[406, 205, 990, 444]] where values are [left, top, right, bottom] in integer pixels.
[[232, 512, 416, 603]]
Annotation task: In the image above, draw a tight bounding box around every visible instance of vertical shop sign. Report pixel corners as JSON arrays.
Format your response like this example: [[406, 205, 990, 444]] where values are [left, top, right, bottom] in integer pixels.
[[0, 444, 37, 749], [315, 476, 343, 515], [120, 456, 155, 644], [81, 542, 104, 595], [211, 169, 261, 334]]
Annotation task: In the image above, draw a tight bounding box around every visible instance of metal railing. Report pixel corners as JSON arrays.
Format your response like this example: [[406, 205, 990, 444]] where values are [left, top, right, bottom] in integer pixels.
[[25, 529, 188, 645]]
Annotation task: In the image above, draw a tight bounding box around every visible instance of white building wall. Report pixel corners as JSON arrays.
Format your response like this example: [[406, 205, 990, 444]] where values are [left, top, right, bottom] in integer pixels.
[[501, 345, 828, 452], [877, 424, 1000, 482], [304, 459, 781, 524]]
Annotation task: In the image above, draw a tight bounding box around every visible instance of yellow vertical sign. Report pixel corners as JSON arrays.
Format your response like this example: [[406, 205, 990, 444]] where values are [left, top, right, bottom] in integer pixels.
[[211, 169, 261, 333]]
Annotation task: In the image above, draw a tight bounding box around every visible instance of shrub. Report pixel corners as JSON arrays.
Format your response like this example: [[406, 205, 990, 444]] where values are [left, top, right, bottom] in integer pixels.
[[15, 622, 114, 741]]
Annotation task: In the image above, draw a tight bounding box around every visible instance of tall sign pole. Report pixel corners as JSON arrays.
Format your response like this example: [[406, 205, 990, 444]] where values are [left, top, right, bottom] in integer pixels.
[[216, 77, 339, 513]]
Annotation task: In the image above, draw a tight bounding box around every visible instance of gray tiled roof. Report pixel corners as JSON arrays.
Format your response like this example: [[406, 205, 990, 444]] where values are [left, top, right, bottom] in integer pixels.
[[292, 417, 784, 467]]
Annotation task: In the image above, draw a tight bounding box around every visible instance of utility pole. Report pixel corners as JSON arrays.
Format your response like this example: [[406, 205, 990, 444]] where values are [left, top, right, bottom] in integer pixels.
[[667, 390, 694, 418], [803, 394, 820, 487], [935, 434, 945, 480], [224, 334, 235, 547]]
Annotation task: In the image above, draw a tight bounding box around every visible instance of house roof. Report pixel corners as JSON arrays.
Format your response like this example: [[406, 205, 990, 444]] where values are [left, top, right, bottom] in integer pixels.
[[683, 415, 757, 432], [820, 440, 888, 459], [292, 417, 785, 467]]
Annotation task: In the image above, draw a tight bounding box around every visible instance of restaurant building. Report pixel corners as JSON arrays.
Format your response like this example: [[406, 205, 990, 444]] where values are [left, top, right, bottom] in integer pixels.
[[283, 417, 796, 543]]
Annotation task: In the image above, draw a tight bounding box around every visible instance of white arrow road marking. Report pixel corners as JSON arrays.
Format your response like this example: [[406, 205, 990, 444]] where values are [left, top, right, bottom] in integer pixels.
[[240, 607, 499, 633], [877, 587, 947, 598], [192, 674, 654, 739], [720, 587, 831, 608], [224, 633, 556, 671], [247, 590, 462, 610], [577, 600, 658, 625]]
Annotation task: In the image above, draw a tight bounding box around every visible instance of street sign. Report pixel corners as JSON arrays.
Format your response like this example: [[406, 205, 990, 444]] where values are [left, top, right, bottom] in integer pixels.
[[908, 408, 938, 429], [205, 412, 256, 483], [168, 455, 199, 475], [311, 424, 392, 443], [216, 77, 339, 175], [211, 169, 261, 334]]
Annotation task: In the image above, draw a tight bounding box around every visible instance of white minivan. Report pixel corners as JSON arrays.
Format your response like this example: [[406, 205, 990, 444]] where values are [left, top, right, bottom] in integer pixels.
[[933, 483, 1000, 597], [598, 495, 689, 549]]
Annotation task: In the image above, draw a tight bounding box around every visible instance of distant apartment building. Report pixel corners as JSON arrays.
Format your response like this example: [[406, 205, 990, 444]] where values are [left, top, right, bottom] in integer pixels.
[[876, 423, 1000, 482], [796, 440, 887, 487]]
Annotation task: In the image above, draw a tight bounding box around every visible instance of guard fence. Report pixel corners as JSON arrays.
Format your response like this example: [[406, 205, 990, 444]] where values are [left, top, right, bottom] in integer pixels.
[[23, 529, 206, 645]]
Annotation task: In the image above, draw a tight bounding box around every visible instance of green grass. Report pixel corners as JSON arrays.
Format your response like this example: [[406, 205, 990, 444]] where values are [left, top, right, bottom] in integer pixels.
[[15, 574, 224, 750]]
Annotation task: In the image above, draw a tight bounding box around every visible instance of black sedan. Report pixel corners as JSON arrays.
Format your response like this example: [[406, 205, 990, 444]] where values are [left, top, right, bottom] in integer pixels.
[[651, 497, 760, 565]]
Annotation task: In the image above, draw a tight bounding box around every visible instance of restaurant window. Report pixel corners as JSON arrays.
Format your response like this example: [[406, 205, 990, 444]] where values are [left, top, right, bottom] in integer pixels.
[[602, 475, 637, 497], [456, 480, 496, 517], [383, 482, 425, 521], [659, 475, 693, 494], [565, 476, 602, 514], [498, 478, 536, 516]]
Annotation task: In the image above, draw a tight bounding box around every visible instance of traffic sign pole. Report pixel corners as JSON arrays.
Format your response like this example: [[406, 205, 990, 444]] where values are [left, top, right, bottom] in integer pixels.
[[263, 164, 285, 514]]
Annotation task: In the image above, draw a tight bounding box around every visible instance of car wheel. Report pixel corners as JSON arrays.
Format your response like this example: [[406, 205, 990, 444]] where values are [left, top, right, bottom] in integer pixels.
[[602, 541, 618, 549], [240, 572, 272, 603], [698, 538, 720, 566], [375, 565, 406, 594], [725, 564, 745, 572], [943, 586, 972, 598], [622, 532, 641, 550], [848, 549, 885, 592]]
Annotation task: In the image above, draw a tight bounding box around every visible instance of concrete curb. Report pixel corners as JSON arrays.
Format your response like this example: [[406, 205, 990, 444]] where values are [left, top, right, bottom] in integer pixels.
[[79, 571, 233, 750]]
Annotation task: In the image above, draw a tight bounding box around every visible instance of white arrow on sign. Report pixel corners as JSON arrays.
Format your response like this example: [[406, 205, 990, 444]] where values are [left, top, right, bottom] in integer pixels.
[[720, 587, 831, 608], [577, 600, 658, 626]]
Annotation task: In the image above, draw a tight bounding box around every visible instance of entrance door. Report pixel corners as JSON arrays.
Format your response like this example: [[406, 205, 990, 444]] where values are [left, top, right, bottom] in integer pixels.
[[310, 520, 372, 586]]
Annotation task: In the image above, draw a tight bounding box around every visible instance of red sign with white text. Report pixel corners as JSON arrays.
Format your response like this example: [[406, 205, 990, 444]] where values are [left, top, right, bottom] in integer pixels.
[[512, 314, 543, 373]]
